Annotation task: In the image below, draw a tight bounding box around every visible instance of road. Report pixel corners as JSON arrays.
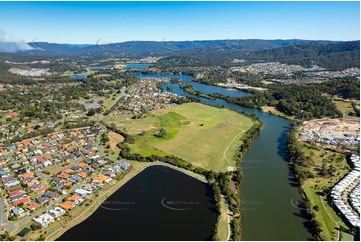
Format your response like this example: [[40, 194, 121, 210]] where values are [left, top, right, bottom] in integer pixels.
[[95, 87, 127, 123], [0, 194, 8, 226], [222, 128, 245, 171], [0, 127, 117, 235], [319, 195, 340, 241]]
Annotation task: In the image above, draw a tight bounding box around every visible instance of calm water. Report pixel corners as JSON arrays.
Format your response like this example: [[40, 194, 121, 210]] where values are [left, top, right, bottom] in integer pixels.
[[156, 74, 311, 240], [70, 74, 87, 79], [125, 64, 151, 70], [58, 165, 217, 241], [134, 73, 251, 98], [61, 73, 312, 241]]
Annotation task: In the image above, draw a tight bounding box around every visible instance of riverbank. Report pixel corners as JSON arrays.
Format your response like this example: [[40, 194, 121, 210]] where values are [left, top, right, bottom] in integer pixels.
[[143, 73, 311, 240], [46, 161, 208, 241], [104, 102, 262, 240], [45, 161, 148, 241], [15, 161, 155, 240], [180, 83, 354, 240], [103, 111, 261, 241], [286, 126, 355, 240], [260, 106, 296, 121], [56, 164, 217, 241], [105, 102, 258, 172], [179, 83, 216, 100], [179, 85, 297, 122]]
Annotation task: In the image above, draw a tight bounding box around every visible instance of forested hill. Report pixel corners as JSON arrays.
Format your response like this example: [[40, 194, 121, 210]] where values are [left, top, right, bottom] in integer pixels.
[[156, 40, 360, 70], [245, 41, 360, 70], [0, 39, 359, 70], [23, 39, 335, 55]]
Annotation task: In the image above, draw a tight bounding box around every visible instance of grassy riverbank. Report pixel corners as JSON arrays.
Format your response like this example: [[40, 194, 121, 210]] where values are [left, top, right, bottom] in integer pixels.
[[260, 106, 296, 121], [103, 102, 262, 241], [180, 83, 216, 100], [299, 142, 351, 241], [287, 127, 353, 240]]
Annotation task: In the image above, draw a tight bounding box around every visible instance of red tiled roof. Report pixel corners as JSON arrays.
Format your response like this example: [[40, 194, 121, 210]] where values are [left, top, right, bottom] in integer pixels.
[[28, 201, 39, 210], [59, 201, 75, 211], [8, 189, 23, 196], [34, 186, 48, 194], [13, 197, 30, 207]]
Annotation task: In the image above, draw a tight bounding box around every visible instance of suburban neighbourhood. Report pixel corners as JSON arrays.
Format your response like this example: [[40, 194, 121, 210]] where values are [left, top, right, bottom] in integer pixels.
[[0, 1, 360, 240], [0, 126, 131, 238]]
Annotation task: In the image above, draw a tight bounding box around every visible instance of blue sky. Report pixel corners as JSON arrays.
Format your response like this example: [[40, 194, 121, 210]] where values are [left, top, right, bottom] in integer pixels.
[[0, 1, 359, 44]]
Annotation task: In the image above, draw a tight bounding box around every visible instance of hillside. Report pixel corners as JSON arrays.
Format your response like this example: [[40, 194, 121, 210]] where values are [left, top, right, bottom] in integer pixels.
[[246, 41, 360, 70], [0, 39, 359, 70], [19, 39, 335, 56]]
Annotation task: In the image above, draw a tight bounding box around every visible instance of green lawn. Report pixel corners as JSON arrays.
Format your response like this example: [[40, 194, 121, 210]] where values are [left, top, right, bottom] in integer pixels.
[[103, 114, 159, 135], [105, 103, 257, 172], [341, 231, 355, 241]]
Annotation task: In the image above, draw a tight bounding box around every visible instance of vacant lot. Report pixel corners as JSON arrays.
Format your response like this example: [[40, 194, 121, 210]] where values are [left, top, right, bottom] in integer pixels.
[[107, 131, 124, 154], [105, 103, 256, 172]]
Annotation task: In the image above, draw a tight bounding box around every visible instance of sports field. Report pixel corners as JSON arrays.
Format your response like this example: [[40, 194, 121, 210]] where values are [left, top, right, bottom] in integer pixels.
[[105, 103, 257, 172]]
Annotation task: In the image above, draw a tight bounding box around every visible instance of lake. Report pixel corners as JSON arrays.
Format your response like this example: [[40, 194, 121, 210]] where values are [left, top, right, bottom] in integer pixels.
[[58, 165, 218, 241]]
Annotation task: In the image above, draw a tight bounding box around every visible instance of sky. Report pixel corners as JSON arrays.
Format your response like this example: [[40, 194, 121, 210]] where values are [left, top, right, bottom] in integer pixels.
[[0, 1, 359, 44]]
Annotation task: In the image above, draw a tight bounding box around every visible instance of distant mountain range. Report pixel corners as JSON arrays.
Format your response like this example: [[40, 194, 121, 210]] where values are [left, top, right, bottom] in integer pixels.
[[156, 40, 360, 70], [0, 39, 359, 70], [20, 39, 339, 55]]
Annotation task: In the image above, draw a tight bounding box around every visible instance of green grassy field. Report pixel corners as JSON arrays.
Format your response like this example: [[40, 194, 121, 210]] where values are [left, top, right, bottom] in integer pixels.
[[299, 142, 351, 240], [105, 103, 256, 172], [101, 93, 122, 110], [104, 114, 159, 135], [332, 99, 356, 117]]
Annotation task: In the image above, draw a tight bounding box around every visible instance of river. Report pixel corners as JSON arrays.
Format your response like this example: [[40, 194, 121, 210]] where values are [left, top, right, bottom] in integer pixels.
[[60, 73, 312, 241], [134, 73, 311, 240]]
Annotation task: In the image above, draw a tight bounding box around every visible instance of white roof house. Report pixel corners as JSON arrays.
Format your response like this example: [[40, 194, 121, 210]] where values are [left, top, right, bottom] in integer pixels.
[[74, 188, 92, 197], [48, 207, 66, 218], [33, 214, 55, 228]]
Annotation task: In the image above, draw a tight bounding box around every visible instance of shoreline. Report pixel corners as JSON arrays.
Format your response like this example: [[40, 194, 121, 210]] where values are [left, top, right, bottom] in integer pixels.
[[46, 161, 208, 241], [48, 95, 259, 241]]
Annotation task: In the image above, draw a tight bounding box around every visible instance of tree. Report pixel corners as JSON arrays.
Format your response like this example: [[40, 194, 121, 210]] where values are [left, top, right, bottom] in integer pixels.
[[86, 109, 96, 116], [313, 205, 319, 212], [31, 223, 42, 231], [321, 161, 328, 177], [153, 128, 167, 138]]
